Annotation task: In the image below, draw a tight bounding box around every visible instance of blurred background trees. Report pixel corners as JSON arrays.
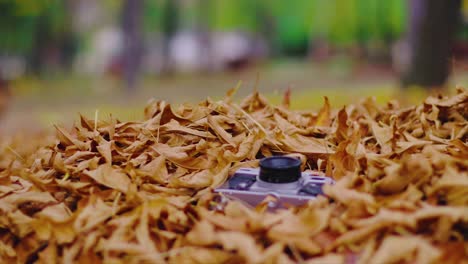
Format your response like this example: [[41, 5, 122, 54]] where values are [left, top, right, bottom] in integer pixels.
[[0, 0, 467, 90]]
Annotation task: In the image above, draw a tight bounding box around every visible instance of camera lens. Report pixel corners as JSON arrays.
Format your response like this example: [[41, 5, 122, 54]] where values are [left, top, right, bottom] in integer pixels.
[[259, 156, 302, 183]]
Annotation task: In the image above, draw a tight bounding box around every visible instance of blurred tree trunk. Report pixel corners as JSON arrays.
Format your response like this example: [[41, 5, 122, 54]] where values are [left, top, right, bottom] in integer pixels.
[[122, 0, 144, 91], [0, 72, 10, 116], [161, 0, 178, 74], [402, 0, 461, 88]]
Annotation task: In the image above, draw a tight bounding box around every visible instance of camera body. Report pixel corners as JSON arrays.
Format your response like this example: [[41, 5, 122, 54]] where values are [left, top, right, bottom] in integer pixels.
[[214, 157, 334, 208]]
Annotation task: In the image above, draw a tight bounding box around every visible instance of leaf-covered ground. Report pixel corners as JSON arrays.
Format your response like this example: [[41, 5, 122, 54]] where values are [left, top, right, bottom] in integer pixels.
[[0, 87, 467, 263]]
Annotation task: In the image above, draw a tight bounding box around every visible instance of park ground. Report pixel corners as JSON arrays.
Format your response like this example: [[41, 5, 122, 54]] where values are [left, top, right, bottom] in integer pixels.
[[1, 60, 467, 135]]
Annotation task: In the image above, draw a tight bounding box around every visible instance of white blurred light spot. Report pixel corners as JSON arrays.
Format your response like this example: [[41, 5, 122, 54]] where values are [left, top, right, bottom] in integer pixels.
[[169, 31, 204, 73], [0, 55, 26, 80]]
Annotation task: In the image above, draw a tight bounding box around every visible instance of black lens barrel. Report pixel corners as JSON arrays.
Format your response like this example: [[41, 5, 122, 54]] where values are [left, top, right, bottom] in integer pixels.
[[259, 156, 302, 183]]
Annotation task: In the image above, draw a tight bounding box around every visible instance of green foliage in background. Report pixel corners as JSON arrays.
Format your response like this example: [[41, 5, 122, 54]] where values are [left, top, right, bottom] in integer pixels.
[[269, 0, 315, 52], [0, 0, 408, 56], [0, 0, 67, 54], [210, 0, 260, 32], [143, 0, 164, 32], [266, 0, 406, 52]]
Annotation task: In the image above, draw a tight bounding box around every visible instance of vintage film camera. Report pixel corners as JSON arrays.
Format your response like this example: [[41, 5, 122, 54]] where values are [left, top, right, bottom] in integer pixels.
[[214, 156, 334, 208]]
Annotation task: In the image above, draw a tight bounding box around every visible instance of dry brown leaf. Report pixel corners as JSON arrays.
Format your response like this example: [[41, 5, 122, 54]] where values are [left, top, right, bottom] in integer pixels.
[[1, 89, 467, 263], [217, 231, 263, 263], [84, 164, 131, 193], [370, 236, 441, 264], [314, 96, 332, 127]]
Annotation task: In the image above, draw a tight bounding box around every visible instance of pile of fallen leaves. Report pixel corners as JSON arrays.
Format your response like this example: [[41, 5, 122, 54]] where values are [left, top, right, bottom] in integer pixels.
[[0, 87, 467, 263]]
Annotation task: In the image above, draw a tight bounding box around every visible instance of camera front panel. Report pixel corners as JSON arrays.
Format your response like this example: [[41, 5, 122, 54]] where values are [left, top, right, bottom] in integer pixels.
[[214, 167, 334, 207]]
